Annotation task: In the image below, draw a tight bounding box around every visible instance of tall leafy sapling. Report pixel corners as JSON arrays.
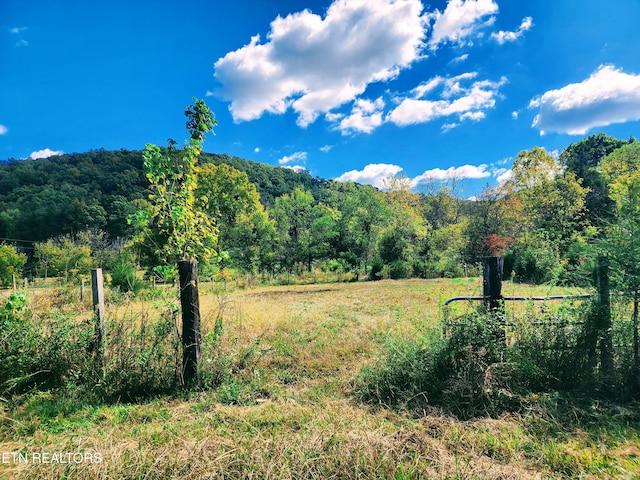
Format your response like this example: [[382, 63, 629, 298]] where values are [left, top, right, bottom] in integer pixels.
[[132, 98, 217, 385]]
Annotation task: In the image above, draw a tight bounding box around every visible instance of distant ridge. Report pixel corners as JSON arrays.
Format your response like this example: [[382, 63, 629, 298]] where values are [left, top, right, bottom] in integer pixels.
[[0, 149, 325, 242]]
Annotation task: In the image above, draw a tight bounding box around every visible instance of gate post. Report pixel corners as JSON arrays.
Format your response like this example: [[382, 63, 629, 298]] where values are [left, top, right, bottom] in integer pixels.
[[596, 256, 614, 393], [483, 256, 504, 311], [483, 256, 505, 344]]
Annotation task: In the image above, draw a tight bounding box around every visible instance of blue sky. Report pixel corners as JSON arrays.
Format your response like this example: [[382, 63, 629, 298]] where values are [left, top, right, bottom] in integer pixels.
[[2, 0, 640, 197]]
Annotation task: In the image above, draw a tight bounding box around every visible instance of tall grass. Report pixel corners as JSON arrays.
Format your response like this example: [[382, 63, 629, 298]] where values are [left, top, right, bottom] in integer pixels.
[[356, 295, 638, 419], [1, 279, 639, 479]]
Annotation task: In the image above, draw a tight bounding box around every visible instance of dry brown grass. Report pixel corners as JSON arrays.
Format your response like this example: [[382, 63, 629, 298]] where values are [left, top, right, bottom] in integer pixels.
[[1, 278, 637, 479]]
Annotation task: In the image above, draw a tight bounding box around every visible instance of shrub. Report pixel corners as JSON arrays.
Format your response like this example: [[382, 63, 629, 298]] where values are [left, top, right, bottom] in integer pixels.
[[99, 302, 181, 401], [386, 260, 411, 279], [356, 300, 601, 419], [355, 327, 446, 409], [368, 257, 384, 281], [0, 244, 26, 287], [505, 238, 561, 284], [110, 251, 143, 294], [1, 292, 93, 395]]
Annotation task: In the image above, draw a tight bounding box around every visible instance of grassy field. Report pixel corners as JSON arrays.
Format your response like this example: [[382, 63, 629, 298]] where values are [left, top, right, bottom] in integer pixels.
[[1, 278, 639, 479]]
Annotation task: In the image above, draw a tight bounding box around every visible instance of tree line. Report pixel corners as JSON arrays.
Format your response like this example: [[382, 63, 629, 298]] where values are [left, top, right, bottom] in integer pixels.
[[0, 132, 638, 289]]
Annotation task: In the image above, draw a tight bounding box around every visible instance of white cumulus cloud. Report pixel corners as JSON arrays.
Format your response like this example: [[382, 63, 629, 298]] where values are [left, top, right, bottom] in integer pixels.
[[0, 125, 7, 135], [413, 164, 491, 184], [278, 151, 308, 165], [459, 110, 486, 121], [286, 165, 310, 174], [428, 0, 498, 50], [337, 162, 505, 189], [492, 167, 513, 184], [450, 53, 469, 64], [30, 148, 63, 160], [387, 72, 506, 127], [529, 65, 640, 135], [491, 16, 533, 44], [213, 0, 427, 127], [335, 163, 403, 188], [334, 97, 385, 134]]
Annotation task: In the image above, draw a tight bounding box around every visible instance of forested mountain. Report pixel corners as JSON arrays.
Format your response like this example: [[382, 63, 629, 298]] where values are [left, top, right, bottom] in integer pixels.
[[0, 132, 638, 286], [0, 149, 321, 242]]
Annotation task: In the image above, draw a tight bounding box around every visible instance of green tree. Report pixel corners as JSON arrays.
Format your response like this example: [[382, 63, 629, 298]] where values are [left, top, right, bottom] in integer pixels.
[[420, 179, 463, 230], [329, 182, 390, 278], [506, 147, 561, 191], [500, 147, 588, 283], [429, 220, 469, 278], [197, 163, 262, 227], [0, 244, 26, 287], [131, 99, 217, 265], [561, 133, 630, 229], [34, 234, 94, 280], [272, 187, 316, 273], [378, 174, 429, 278], [309, 203, 340, 267], [271, 187, 340, 273], [600, 142, 640, 382], [196, 163, 274, 272], [463, 186, 511, 263], [225, 208, 277, 273], [130, 99, 217, 387]]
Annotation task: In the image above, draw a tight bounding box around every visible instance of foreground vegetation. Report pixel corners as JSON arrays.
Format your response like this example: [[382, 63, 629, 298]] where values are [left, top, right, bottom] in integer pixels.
[[2, 278, 639, 479], [1, 100, 639, 479]]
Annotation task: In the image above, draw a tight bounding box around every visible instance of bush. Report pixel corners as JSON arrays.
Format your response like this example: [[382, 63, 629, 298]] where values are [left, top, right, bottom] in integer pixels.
[[355, 327, 446, 409], [110, 252, 143, 294], [99, 302, 181, 401], [386, 260, 411, 279], [368, 257, 384, 281], [436, 256, 464, 278], [0, 284, 234, 404], [0, 244, 26, 287], [557, 241, 596, 287], [505, 237, 561, 284], [1, 292, 93, 395], [356, 300, 601, 419]]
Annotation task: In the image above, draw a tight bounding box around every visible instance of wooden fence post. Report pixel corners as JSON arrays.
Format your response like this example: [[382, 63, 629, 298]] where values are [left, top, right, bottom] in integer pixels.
[[483, 256, 504, 311], [596, 256, 614, 392], [91, 268, 106, 378], [483, 256, 505, 343], [178, 260, 201, 386]]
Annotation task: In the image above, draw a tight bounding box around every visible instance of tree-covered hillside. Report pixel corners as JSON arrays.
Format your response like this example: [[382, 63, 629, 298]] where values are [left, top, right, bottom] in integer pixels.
[[0, 132, 638, 286], [0, 149, 321, 243]]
